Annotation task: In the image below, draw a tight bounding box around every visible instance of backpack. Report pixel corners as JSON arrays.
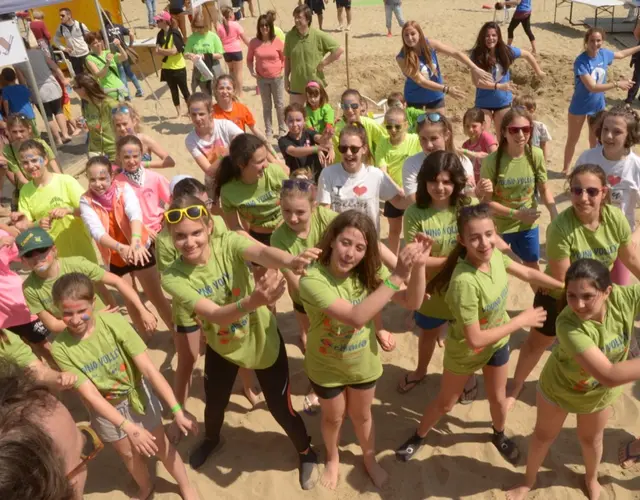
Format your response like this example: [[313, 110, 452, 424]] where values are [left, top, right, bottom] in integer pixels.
[[59, 21, 87, 38]]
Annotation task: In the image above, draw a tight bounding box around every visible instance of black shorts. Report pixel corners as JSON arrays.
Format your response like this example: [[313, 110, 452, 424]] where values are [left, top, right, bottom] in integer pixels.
[[8, 318, 50, 344], [109, 244, 157, 277], [176, 324, 199, 334], [223, 51, 243, 63], [293, 301, 306, 314], [383, 200, 404, 219], [249, 229, 272, 246], [306, 0, 325, 14], [310, 379, 377, 400], [42, 98, 62, 120], [533, 291, 560, 337], [407, 98, 445, 110], [486, 342, 510, 367], [481, 104, 511, 112], [336, 0, 351, 7]]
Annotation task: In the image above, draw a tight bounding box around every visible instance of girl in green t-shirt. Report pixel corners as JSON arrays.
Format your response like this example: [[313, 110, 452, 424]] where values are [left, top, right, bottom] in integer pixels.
[[507, 164, 640, 410], [299, 209, 432, 490], [304, 80, 334, 135], [160, 194, 321, 488], [507, 259, 640, 500], [84, 32, 128, 101], [50, 273, 199, 500], [395, 203, 563, 465], [479, 107, 557, 268]]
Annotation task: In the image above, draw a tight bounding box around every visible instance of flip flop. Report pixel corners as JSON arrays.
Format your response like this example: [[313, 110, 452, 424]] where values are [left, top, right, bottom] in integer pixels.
[[458, 375, 478, 405], [303, 394, 320, 415], [619, 441, 640, 469], [397, 373, 425, 394]]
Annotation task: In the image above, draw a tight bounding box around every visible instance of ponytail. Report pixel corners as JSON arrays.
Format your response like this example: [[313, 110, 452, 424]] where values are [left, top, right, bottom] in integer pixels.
[[214, 133, 266, 198]]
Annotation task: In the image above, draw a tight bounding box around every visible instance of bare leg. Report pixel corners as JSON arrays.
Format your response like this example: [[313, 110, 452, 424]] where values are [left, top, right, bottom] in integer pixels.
[[48, 119, 64, 146], [563, 113, 587, 174], [54, 113, 71, 141], [318, 391, 346, 489], [493, 107, 511, 141], [417, 369, 470, 436], [238, 367, 261, 407], [231, 61, 244, 98], [117, 273, 150, 339], [337, 7, 345, 28], [506, 391, 567, 500], [482, 361, 509, 432], [397, 323, 445, 392], [152, 425, 199, 500], [387, 215, 402, 255], [172, 328, 201, 406], [111, 436, 154, 499], [587, 119, 598, 148], [346, 386, 387, 488], [577, 407, 611, 500], [134, 266, 174, 331]]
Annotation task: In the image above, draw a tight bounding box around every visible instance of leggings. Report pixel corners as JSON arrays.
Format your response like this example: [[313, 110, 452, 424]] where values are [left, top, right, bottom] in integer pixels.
[[203, 332, 310, 453], [507, 14, 535, 41], [163, 68, 191, 107]]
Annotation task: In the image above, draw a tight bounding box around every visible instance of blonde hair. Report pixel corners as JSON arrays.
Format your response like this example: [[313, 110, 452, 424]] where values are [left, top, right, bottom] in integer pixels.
[[111, 104, 142, 134], [32, 10, 45, 20]]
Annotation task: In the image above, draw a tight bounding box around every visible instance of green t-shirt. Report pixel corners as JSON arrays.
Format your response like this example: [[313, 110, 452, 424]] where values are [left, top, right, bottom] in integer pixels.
[[271, 206, 337, 304], [161, 231, 280, 369], [155, 215, 228, 274], [479, 146, 547, 234], [220, 163, 287, 229], [299, 262, 390, 387], [539, 285, 639, 414], [332, 116, 387, 164], [85, 97, 118, 160], [406, 107, 425, 134], [284, 27, 340, 93], [18, 174, 98, 263], [23, 257, 106, 318], [185, 31, 224, 82], [3, 139, 55, 180], [86, 50, 124, 99], [305, 103, 334, 134], [374, 133, 421, 186], [52, 313, 147, 413], [0, 330, 37, 368], [443, 249, 513, 375]]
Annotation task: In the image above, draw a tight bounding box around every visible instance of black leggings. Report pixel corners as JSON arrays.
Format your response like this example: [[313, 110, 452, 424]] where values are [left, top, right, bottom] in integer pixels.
[[507, 14, 535, 41], [164, 68, 191, 107], [203, 333, 310, 453]]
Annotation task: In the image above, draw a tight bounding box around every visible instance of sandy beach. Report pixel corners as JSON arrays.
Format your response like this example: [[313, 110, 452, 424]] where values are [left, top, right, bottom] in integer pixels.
[[30, 0, 640, 498]]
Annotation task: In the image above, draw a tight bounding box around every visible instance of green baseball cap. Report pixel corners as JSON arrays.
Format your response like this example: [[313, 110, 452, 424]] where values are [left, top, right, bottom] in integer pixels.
[[15, 227, 55, 257]]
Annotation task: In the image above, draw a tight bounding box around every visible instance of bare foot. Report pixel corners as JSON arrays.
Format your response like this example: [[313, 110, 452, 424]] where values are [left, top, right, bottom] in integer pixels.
[[180, 485, 201, 500], [505, 485, 531, 500], [505, 380, 523, 412], [364, 456, 388, 489], [585, 477, 602, 500], [320, 459, 339, 490], [243, 386, 261, 407], [130, 485, 154, 500]]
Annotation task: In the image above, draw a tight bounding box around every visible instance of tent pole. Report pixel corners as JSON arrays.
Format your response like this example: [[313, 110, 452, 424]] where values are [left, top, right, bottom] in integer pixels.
[[94, 0, 111, 54], [24, 56, 58, 158]]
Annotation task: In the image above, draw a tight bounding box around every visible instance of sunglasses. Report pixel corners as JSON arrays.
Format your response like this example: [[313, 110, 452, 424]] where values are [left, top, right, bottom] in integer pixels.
[[341, 102, 359, 111], [111, 105, 131, 115], [507, 125, 531, 135], [23, 247, 52, 259], [164, 205, 209, 224], [282, 179, 313, 191], [385, 124, 404, 131], [67, 424, 104, 479], [417, 112, 443, 124], [337, 144, 362, 155], [570, 186, 602, 197]]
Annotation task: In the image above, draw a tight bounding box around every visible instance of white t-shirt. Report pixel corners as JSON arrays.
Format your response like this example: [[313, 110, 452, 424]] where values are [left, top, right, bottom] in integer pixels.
[[575, 145, 640, 230], [532, 121, 552, 148], [317, 163, 401, 229], [402, 152, 475, 196], [185, 119, 244, 161]]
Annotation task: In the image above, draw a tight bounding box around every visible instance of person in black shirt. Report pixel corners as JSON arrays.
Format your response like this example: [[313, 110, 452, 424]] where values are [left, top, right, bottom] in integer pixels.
[[278, 103, 330, 183], [103, 11, 144, 99]]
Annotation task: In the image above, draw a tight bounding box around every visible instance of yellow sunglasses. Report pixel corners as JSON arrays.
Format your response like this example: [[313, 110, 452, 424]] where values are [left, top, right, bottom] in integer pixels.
[[67, 423, 104, 479], [164, 205, 209, 224]]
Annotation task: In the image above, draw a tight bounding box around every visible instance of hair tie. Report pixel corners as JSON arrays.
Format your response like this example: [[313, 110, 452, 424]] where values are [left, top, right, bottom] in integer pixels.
[[306, 81, 321, 89]]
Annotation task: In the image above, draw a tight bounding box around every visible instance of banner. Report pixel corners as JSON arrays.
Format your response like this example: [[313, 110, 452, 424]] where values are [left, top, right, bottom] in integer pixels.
[[0, 20, 28, 67]]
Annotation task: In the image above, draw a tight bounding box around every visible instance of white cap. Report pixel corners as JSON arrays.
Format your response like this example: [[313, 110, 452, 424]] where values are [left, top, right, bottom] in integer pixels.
[[169, 175, 195, 196]]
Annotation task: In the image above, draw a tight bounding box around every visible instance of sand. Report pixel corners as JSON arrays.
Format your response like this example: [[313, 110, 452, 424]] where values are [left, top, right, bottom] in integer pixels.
[[34, 0, 640, 498]]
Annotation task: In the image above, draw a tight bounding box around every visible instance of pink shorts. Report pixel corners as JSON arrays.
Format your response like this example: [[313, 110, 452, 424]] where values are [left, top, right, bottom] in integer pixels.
[[610, 257, 630, 286]]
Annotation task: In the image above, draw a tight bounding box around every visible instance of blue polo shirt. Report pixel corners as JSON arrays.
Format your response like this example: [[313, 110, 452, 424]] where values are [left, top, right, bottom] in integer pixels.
[[473, 46, 521, 109], [568, 48, 615, 116], [398, 41, 444, 105]]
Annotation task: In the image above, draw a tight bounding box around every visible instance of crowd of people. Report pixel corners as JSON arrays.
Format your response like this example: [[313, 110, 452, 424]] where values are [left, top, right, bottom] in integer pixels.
[[0, 2, 639, 500]]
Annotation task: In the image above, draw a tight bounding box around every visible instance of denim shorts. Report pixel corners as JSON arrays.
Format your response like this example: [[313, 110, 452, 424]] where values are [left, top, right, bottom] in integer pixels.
[[501, 226, 540, 263], [486, 342, 510, 367], [414, 311, 447, 330]]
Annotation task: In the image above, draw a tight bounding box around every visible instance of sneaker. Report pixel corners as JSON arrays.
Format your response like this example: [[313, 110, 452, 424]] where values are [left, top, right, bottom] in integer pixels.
[[338, 24, 344, 31], [135, 91, 144, 98], [387, 32, 392, 37], [492, 428, 520, 464]]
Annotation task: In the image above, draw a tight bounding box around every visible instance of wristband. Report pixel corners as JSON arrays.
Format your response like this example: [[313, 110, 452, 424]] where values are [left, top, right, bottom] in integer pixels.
[[509, 208, 515, 218], [116, 242, 122, 252], [313, 145, 319, 154], [236, 299, 247, 313], [144, 160, 151, 168], [118, 418, 130, 432], [494, 82, 498, 90], [383, 277, 400, 291], [131, 233, 142, 239], [170, 403, 182, 415]]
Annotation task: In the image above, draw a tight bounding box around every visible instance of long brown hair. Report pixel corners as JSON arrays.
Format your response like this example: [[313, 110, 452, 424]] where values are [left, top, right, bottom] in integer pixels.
[[316, 210, 383, 293], [400, 21, 437, 78], [470, 22, 515, 72], [493, 107, 537, 188], [567, 163, 612, 206], [221, 6, 233, 34], [416, 151, 470, 209], [73, 73, 108, 103], [427, 203, 494, 294], [214, 134, 266, 198]]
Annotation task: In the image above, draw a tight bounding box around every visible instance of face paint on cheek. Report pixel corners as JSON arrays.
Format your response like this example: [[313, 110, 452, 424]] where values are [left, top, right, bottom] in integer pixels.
[[81, 314, 90, 321]]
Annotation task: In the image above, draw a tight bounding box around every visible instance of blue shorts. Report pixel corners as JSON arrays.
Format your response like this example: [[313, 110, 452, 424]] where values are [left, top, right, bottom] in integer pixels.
[[486, 342, 510, 367], [501, 226, 540, 263], [414, 311, 447, 330]]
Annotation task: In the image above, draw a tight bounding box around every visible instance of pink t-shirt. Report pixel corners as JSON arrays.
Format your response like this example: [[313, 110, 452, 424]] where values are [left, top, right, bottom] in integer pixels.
[[0, 230, 37, 329], [217, 21, 244, 54], [115, 169, 170, 233], [462, 131, 498, 182], [247, 38, 284, 79]]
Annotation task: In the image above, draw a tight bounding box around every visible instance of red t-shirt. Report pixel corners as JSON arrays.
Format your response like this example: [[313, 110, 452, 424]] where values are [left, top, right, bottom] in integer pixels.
[[30, 20, 50, 41], [462, 131, 498, 182], [213, 102, 256, 131]]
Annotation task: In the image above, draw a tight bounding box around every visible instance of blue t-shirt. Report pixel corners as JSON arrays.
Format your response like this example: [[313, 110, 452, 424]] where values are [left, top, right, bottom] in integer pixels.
[[516, 0, 532, 13], [398, 42, 444, 105], [474, 46, 521, 109], [2, 84, 34, 119], [568, 48, 615, 116]]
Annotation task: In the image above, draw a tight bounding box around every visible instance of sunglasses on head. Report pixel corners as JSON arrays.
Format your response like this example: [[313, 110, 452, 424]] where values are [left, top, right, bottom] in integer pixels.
[[385, 123, 404, 131], [337, 144, 362, 155], [341, 102, 359, 111], [507, 125, 531, 135], [282, 179, 313, 191], [67, 424, 104, 480], [23, 247, 52, 259], [111, 105, 131, 115], [417, 112, 443, 124], [164, 205, 209, 224], [570, 186, 602, 197]]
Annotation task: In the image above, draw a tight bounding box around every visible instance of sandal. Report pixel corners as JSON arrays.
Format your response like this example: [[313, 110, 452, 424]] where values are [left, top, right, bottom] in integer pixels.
[[458, 375, 478, 405], [492, 429, 520, 464], [303, 393, 320, 415], [397, 373, 425, 394], [395, 432, 425, 462], [619, 440, 640, 469]]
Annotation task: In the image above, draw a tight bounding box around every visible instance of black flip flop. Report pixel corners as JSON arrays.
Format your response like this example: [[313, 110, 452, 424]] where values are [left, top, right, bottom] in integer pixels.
[[397, 373, 425, 394]]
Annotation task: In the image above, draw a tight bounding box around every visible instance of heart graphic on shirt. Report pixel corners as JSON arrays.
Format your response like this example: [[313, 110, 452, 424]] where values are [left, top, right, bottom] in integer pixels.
[[353, 185, 368, 196], [232, 287, 241, 297], [608, 175, 622, 186]]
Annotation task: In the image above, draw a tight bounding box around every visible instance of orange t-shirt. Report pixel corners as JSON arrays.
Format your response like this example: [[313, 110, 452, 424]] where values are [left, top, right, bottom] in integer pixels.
[[108, 210, 129, 268], [213, 102, 256, 132]]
